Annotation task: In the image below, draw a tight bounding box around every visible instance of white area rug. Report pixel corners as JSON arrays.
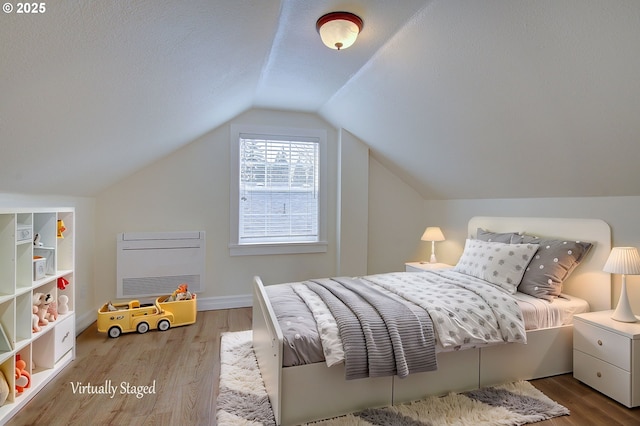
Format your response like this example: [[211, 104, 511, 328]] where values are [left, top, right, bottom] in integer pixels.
[[216, 330, 569, 425]]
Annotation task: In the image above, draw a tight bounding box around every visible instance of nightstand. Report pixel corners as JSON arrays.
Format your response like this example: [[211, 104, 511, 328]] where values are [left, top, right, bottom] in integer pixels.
[[573, 310, 640, 407], [405, 262, 453, 272]]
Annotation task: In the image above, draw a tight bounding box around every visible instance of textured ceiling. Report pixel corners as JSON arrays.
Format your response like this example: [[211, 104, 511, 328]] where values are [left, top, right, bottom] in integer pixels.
[[2, 0, 639, 199]]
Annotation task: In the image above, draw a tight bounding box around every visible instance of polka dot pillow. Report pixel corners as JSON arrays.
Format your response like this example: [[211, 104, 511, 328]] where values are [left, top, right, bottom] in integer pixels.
[[476, 228, 521, 243], [453, 239, 539, 294], [513, 235, 593, 301]]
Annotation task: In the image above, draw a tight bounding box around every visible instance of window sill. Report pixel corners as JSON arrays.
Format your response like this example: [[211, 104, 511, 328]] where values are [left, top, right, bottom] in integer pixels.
[[229, 241, 328, 256]]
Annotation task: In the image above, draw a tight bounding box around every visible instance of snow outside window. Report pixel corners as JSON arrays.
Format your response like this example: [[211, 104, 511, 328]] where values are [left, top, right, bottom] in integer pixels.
[[230, 125, 327, 255]]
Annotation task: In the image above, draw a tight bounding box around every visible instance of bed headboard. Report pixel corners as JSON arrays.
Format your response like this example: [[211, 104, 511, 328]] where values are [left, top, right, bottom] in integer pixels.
[[468, 216, 611, 311]]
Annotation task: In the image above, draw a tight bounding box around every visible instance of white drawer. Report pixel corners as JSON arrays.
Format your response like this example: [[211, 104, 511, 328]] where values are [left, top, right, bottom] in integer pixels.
[[54, 315, 75, 362], [574, 319, 630, 370], [574, 349, 632, 407]]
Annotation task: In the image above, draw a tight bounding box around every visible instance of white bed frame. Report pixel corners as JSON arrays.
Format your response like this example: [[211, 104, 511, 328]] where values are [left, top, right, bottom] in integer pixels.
[[252, 216, 611, 425]]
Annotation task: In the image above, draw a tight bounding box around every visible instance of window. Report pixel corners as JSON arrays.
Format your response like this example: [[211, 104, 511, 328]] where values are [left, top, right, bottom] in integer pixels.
[[230, 125, 327, 255]]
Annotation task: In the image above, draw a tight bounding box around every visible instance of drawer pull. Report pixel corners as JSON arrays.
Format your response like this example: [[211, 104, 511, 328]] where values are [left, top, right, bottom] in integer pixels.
[[597, 339, 603, 346], [62, 332, 69, 342], [597, 372, 602, 378]]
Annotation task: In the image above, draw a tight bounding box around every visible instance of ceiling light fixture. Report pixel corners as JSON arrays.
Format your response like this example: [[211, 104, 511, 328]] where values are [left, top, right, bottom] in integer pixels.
[[316, 11, 363, 50]]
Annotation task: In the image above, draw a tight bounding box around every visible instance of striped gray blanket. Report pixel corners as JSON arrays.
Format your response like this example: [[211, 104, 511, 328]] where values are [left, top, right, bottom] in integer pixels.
[[306, 277, 437, 380]]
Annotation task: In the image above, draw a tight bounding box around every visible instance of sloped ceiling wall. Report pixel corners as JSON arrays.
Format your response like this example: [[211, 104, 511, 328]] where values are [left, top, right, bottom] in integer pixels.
[[2, 0, 639, 199], [322, 1, 640, 199]]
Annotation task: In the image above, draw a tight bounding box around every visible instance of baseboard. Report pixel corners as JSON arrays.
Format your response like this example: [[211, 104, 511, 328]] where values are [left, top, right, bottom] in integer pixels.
[[76, 309, 98, 334], [196, 294, 252, 311]]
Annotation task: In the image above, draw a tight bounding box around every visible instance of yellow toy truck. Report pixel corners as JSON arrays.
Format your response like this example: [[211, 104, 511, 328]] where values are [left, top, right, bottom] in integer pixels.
[[98, 287, 196, 338]]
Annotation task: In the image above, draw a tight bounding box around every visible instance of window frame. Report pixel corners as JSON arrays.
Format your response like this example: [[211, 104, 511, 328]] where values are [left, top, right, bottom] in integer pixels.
[[229, 124, 328, 256]]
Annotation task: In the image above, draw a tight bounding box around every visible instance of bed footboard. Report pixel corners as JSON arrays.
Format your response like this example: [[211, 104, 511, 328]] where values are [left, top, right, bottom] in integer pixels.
[[252, 276, 284, 425], [252, 276, 393, 425]]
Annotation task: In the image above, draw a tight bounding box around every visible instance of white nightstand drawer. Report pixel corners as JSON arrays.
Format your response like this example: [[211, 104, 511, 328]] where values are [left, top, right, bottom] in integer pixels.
[[54, 315, 75, 362], [574, 349, 632, 407], [574, 319, 631, 370]]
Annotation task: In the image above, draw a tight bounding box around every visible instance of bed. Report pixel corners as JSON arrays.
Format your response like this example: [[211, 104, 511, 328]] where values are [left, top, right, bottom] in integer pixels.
[[252, 216, 611, 425]]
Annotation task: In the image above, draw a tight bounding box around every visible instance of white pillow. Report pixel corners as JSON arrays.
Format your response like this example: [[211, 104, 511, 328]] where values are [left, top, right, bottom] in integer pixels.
[[454, 239, 539, 294]]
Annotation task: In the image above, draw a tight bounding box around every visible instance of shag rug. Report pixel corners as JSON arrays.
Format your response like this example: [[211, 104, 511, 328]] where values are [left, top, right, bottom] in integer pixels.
[[217, 330, 569, 425]]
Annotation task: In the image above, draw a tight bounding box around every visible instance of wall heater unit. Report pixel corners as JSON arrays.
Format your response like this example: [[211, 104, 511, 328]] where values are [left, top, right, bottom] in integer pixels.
[[117, 231, 205, 298]]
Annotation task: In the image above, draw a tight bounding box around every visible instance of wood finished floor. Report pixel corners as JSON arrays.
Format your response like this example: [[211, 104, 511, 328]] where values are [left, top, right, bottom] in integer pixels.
[[6, 308, 640, 425]]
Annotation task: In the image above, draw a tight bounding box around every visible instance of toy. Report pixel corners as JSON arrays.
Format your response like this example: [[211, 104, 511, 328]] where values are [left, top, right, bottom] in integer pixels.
[[34, 293, 53, 326], [46, 301, 58, 322], [167, 283, 193, 301], [58, 295, 69, 315], [15, 355, 30, 394], [57, 276, 69, 290], [32, 306, 40, 332], [0, 371, 9, 406], [57, 219, 66, 238], [97, 292, 196, 338], [33, 292, 43, 327]]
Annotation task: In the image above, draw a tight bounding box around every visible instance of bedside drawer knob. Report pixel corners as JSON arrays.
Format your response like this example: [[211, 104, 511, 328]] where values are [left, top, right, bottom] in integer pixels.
[[597, 372, 602, 378], [597, 339, 602, 346]]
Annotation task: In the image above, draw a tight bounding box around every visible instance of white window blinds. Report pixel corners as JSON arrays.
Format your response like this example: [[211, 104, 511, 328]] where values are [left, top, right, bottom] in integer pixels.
[[238, 134, 320, 244]]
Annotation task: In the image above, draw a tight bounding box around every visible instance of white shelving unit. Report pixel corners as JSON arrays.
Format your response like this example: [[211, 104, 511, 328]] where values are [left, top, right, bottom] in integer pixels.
[[0, 208, 75, 423]]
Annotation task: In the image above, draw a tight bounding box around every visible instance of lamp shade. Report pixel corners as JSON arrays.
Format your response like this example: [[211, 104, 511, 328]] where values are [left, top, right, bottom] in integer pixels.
[[316, 12, 363, 50], [603, 247, 640, 275], [421, 227, 445, 242]]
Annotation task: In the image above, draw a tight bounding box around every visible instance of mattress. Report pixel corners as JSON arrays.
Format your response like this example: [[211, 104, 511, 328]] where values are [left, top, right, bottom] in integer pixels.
[[265, 273, 589, 368], [513, 291, 589, 330]]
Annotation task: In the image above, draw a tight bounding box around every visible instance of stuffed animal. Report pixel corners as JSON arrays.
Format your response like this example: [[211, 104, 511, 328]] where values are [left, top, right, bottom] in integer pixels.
[[168, 284, 192, 301], [0, 371, 9, 406], [32, 305, 40, 332], [15, 355, 30, 394], [34, 293, 53, 326], [57, 276, 69, 290], [58, 295, 69, 315], [33, 292, 43, 326], [46, 301, 58, 322]]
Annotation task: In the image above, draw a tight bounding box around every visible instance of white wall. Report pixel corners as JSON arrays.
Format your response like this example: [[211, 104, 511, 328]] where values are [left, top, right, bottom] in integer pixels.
[[9, 109, 639, 327], [338, 129, 369, 276], [0, 193, 96, 331], [94, 108, 349, 308], [2, 108, 373, 326], [367, 157, 427, 274], [424, 196, 640, 312], [366, 159, 640, 312]]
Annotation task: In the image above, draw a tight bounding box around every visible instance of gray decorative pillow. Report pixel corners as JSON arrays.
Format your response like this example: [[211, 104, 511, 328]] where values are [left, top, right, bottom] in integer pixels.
[[476, 228, 522, 243], [514, 235, 593, 301], [454, 239, 539, 294]]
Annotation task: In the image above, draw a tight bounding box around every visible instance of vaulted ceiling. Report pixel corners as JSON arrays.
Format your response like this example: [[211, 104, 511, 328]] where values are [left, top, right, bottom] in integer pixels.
[[2, 1, 639, 199]]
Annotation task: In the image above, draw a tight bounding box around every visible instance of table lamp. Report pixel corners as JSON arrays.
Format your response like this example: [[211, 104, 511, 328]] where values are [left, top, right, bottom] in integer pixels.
[[421, 227, 445, 264], [603, 247, 640, 323]]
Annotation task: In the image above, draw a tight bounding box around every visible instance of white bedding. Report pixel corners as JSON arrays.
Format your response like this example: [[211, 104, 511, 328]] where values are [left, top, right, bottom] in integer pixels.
[[514, 291, 589, 330], [294, 271, 535, 367], [292, 271, 589, 367]]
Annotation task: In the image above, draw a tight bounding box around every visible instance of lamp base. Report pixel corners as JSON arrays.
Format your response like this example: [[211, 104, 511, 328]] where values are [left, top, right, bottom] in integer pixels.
[[611, 277, 637, 323], [429, 254, 437, 264], [612, 306, 638, 323]]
